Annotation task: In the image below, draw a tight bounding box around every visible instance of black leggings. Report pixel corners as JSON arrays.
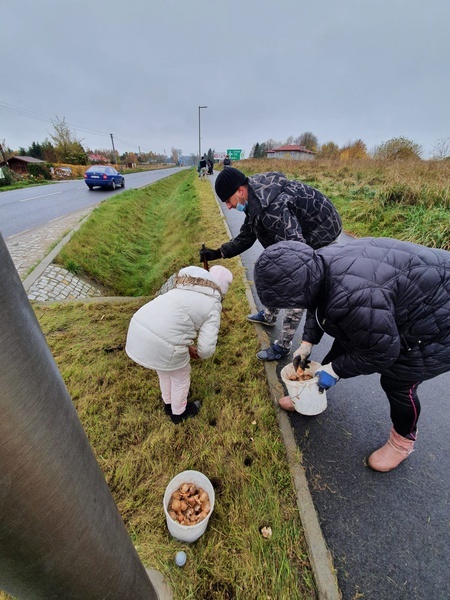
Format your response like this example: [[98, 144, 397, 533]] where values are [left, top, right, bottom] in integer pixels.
[[323, 341, 420, 440]]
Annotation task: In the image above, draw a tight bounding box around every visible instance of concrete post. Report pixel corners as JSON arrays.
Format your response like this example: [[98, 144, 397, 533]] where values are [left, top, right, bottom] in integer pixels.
[[0, 234, 162, 599]]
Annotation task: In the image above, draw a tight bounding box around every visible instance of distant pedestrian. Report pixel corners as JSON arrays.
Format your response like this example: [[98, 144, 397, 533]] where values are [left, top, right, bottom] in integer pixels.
[[254, 237, 450, 472], [125, 265, 233, 424], [199, 156, 207, 180], [200, 167, 342, 361], [207, 159, 214, 175], [223, 154, 232, 168]]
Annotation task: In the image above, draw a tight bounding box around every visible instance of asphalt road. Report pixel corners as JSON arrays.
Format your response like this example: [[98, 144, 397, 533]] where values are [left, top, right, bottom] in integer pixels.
[[214, 177, 449, 600], [0, 167, 185, 238]]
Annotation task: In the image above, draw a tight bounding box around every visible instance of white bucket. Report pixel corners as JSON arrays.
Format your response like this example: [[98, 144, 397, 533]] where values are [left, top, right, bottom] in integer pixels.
[[280, 360, 327, 416], [163, 470, 215, 543]]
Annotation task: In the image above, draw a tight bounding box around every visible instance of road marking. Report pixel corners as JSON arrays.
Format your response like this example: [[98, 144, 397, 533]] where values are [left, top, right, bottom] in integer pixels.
[[20, 191, 63, 202]]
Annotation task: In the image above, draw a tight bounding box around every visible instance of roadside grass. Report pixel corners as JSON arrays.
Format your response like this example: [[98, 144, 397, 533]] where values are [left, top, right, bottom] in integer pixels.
[[0, 171, 315, 599], [32, 299, 314, 599], [233, 158, 450, 248], [0, 179, 53, 192]]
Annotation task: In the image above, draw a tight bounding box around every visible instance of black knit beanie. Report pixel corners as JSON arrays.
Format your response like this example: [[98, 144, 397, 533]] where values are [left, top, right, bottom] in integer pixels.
[[215, 168, 248, 202]]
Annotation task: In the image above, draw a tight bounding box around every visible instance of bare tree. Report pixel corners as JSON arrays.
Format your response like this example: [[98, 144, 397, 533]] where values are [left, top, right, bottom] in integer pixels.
[[432, 137, 450, 160], [50, 117, 87, 164], [171, 146, 182, 164], [264, 138, 281, 150], [294, 132, 319, 152]]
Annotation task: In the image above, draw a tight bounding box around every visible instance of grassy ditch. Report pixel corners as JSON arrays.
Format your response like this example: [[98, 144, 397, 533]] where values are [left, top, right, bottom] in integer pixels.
[[57, 170, 204, 296], [0, 171, 315, 600]]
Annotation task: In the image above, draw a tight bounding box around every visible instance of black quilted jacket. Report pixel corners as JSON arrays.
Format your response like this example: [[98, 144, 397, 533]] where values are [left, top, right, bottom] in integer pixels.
[[220, 172, 342, 258], [254, 238, 450, 382]]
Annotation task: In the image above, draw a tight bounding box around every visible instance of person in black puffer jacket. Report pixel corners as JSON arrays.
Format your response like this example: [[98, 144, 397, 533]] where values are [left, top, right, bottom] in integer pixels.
[[254, 238, 450, 472], [200, 168, 342, 361]]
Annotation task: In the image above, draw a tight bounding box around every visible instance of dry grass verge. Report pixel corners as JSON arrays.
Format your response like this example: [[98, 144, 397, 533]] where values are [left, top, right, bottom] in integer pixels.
[[233, 158, 450, 248]]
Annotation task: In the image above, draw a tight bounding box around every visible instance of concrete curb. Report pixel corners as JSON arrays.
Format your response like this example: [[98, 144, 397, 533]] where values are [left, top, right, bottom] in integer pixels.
[[146, 569, 173, 600], [241, 280, 340, 599]]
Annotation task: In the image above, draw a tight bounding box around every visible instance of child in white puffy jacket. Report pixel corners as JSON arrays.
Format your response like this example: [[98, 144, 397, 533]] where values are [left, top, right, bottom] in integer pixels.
[[125, 265, 233, 424]]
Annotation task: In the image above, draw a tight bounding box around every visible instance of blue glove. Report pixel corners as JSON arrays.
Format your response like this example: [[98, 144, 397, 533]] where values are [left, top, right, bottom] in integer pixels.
[[315, 363, 339, 393]]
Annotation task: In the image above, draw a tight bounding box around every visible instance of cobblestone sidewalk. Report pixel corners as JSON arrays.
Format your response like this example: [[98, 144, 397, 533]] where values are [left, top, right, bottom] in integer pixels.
[[26, 265, 105, 301], [6, 208, 106, 302]]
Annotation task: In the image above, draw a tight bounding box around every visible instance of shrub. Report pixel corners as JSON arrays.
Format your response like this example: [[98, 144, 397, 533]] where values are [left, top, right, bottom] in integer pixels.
[[28, 163, 52, 180], [0, 165, 16, 187], [374, 137, 422, 160]]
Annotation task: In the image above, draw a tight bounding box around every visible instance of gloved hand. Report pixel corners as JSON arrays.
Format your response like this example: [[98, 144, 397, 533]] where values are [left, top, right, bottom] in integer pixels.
[[293, 342, 313, 371], [315, 363, 339, 393], [200, 246, 222, 262]]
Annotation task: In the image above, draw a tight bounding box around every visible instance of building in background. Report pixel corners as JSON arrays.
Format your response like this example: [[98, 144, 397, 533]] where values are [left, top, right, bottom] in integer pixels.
[[266, 144, 315, 161], [0, 155, 45, 175]]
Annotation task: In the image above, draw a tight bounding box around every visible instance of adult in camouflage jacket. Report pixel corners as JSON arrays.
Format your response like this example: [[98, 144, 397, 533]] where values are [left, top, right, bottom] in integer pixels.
[[200, 167, 342, 361]]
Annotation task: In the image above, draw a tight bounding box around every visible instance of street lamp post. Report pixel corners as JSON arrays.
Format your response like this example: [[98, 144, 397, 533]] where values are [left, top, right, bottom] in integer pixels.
[[198, 106, 207, 161]]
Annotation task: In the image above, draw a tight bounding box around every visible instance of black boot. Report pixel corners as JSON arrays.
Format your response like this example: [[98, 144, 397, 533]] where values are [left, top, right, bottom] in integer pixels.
[[161, 391, 191, 416], [170, 401, 201, 424]]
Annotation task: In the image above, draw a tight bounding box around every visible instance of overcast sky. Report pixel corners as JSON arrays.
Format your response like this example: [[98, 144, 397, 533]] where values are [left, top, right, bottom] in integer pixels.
[[2, 0, 449, 159]]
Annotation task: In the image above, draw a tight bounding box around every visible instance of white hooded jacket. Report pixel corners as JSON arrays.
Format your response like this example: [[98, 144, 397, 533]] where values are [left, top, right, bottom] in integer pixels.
[[125, 266, 228, 371]]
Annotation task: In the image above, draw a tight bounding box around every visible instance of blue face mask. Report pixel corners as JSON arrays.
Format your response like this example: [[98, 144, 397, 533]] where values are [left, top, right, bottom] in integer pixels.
[[236, 201, 247, 212]]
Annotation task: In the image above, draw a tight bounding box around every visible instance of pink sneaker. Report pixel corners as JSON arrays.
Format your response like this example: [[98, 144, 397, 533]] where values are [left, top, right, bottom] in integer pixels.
[[278, 396, 296, 411]]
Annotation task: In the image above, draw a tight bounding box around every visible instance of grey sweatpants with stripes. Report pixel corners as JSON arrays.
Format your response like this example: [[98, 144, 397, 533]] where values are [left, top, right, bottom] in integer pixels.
[[262, 307, 305, 350]]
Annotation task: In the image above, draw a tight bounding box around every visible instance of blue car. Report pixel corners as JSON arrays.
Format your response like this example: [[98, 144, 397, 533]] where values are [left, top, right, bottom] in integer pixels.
[[84, 166, 125, 190]]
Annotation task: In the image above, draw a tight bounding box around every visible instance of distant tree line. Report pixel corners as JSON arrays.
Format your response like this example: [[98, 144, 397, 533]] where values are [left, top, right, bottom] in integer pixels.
[[250, 132, 450, 161], [8, 117, 182, 166], [6, 120, 449, 166]]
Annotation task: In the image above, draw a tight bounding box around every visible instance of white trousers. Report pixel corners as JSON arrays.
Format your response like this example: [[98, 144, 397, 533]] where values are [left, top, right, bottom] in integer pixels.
[[157, 363, 191, 415]]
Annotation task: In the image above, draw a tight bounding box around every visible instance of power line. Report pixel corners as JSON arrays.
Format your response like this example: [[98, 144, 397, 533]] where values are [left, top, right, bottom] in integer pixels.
[[0, 99, 110, 137], [0, 101, 54, 125], [0, 100, 139, 147]]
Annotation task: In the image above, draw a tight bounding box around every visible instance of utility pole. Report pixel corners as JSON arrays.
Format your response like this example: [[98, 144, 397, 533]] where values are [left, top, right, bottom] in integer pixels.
[[110, 133, 116, 164], [198, 106, 207, 161], [0, 141, 8, 164]]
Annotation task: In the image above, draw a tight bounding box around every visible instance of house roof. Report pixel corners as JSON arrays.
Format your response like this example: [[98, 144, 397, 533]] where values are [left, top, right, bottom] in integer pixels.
[[4, 155, 46, 164], [270, 145, 315, 154]]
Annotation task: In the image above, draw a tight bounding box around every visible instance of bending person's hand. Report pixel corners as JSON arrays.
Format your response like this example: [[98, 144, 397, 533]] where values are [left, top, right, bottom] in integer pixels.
[[293, 341, 313, 371], [199, 246, 222, 262], [315, 363, 339, 393]]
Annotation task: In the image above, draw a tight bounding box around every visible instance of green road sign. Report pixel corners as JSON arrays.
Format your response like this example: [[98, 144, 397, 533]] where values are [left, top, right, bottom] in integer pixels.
[[227, 149, 244, 161]]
